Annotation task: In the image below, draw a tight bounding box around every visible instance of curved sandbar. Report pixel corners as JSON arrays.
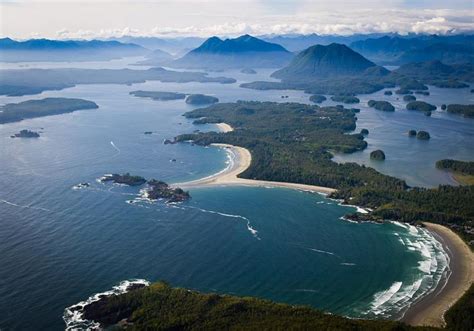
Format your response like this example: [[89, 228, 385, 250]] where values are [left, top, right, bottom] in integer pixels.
[[174, 123, 335, 195], [402, 223, 474, 327]]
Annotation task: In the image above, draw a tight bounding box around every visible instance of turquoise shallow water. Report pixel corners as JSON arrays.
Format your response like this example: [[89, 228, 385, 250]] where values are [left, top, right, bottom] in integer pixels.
[[0, 61, 459, 330]]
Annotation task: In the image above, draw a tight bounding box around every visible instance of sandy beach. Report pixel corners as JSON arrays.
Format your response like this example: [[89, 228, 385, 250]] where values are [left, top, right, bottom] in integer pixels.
[[175, 123, 473, 327], [175, 142, 335, 194], [402, 223, 474, 327], [215, 123, 234, 133]]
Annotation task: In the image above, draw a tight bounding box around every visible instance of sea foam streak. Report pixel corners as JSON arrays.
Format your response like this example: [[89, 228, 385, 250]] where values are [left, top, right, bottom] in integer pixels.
[[363, 222, 450, 319], [307, 247, 339, 258], [188, 206, 260, 240], [0, 199, 52, 212], [110, 141, 121, 154], [63, 279, 150, 331]]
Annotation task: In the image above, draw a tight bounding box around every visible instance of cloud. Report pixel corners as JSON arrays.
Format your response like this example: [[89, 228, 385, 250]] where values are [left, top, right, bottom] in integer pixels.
[[51, 11, 474, 40], [1, 1, 473, 39]]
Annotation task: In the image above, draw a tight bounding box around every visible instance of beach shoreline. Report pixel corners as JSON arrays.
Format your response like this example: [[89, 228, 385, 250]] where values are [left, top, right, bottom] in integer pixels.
[[175, 142, 336, 195], [175, 122, 473, 327], [401, 223, 474, 327], [174, 122, 335, 194]]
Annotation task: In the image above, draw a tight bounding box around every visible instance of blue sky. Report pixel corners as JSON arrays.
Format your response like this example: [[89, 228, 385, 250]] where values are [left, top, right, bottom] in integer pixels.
[[1, 0, 473, 39]]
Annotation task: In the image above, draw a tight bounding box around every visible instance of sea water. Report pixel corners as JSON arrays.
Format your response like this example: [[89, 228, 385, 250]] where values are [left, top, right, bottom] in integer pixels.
[[0, 61, 460, 330], [330, 86, 474, 188]]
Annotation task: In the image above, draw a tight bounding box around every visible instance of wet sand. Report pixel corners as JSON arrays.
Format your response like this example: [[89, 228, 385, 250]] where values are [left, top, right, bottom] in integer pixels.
[[402, 223, 474, 327], [176, 143, 335, 194]]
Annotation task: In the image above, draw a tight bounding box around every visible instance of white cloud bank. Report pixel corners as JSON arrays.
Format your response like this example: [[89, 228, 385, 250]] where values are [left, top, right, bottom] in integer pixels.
[[1, 1, 473, 39]]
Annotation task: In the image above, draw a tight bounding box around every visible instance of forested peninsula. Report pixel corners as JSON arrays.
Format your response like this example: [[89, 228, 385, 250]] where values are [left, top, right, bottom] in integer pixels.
[[80, 281, 470, 331], [175, 101, 474, 246], [0, 97, 98, 124]]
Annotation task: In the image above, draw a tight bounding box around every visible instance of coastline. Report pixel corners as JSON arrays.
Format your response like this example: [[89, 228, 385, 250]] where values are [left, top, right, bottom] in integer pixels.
[[175, 142, 336, 195], [402, 223, 474, 327], [175, 122, 335, 195], [175, 122, 472, 327]]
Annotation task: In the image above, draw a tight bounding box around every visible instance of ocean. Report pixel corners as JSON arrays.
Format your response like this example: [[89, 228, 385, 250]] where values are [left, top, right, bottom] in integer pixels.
[[0, 61, 466, 330]]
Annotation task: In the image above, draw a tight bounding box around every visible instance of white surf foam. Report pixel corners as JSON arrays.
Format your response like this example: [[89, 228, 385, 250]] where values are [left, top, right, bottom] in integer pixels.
[[110, 141, 121, 154], [0, 199, 51, 212], [188, 206, 260, 240], [63, 279, 149, 331], [307, 247, 339, 257], [363, 222, 451, 319]]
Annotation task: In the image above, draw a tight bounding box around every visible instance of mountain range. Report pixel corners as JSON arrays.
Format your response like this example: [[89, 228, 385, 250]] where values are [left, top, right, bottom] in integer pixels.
[[0, 38, 148, 62], [170, 34, 293, 69], [351, 34, 474, 65]]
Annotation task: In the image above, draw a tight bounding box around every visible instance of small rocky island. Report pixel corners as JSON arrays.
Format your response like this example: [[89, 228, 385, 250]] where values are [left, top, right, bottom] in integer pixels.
[[446, 104, 474, 118], [384, 90, 393, 95], [360, 128, 369, 135], [10, 129, 40, 138], [406, 101, 436, 112], [130, 90, 186, 101], [415, 91, 430, 96], [101, 173, 147, 186], [370, 149, 386, 160], [416, 131, 430, 140], [241, 68, 257, 74], [145, 180, 190, 203], [185, 94, 219, 105], [395, 88, 413, 95], [403, 95, 416, 102], [330, 95, 360, 104], [408, 130, 417, 137], [100, 173, 190, 202], [368, 100, 395, 112], [309, 95, 327, 104]]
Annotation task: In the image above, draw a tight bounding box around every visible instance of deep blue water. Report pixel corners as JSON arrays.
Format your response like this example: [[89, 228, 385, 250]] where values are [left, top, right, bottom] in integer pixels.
[[0, 63, 460, 330]]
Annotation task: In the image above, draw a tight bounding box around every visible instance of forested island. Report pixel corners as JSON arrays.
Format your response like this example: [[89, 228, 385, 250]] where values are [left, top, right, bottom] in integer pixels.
[[0, 97, 98, 124], [0, 67, 236, 96], [403, 95, 416, 102], [370, 149, 385, 160], [395, 88, 414, 95], [330, 95, 360, 104], [175, 101, 473, 246], [185, 94, 219, 105], [446, 104, 474, 118], [368, 100, 395, 111], [101, 173, 147, 186], [100, 174, 190, 202], [130, 90, 186, 101], [406, 101, 437, 112], [146, 180, 190, 202], [309, 95, 327, 103], [416, 131, 431, 140], [10, 129, 40, 138]]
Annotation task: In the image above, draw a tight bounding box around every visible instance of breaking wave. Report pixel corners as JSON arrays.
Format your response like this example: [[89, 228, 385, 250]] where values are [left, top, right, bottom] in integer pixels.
[[363, 222, 450, 319], [63, 279, 149, 331]]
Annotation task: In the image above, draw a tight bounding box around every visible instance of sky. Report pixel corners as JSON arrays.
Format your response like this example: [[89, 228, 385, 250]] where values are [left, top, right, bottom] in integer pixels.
[[0, 0, 473, 40]]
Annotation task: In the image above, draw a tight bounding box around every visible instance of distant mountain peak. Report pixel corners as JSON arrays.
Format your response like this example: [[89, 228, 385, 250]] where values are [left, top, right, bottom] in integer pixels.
[[272, 43, 378, 81], [190, 34, 289, 55], [171, 34, 292, 69]]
